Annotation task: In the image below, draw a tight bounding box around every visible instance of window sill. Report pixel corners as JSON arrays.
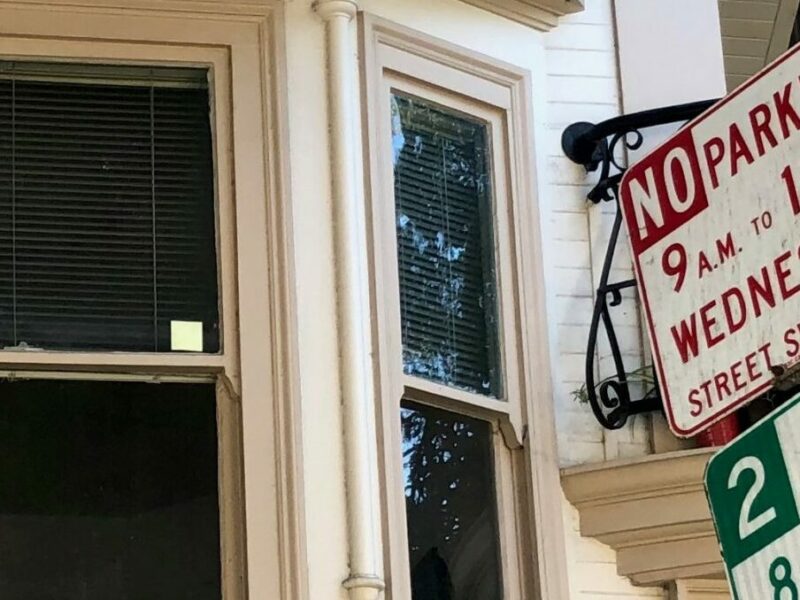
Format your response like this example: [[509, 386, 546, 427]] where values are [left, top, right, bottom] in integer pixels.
[[458, 0, 584, 30], [561, 448, 723, 587]]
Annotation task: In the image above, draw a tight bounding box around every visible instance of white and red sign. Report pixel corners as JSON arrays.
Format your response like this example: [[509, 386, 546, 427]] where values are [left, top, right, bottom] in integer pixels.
[[619, 44, 800, 437]]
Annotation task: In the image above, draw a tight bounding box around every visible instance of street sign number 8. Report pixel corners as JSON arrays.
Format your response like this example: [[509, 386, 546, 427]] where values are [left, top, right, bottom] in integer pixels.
[[728, 456, 778, 540]]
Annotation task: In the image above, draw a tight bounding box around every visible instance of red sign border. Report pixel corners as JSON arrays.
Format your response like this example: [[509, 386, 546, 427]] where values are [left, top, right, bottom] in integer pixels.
[[619, 43, 800, 437]]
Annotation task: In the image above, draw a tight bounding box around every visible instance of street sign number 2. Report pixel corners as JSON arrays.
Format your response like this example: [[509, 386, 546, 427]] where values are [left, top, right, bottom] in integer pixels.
[[727, 458, 798, 600], [729, 456, 777, 540], [705, 393, 800, 599]]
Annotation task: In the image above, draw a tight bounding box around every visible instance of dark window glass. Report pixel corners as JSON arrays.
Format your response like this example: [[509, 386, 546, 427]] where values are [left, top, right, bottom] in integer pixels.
[[0, 63, 219, 352], [402, 401, 502, 600], [392, 94, 500, 396], [0, 379, 220, 599]]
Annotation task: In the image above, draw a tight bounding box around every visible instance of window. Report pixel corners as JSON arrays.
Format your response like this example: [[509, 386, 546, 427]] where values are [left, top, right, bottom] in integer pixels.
[[402, 401, 502, 600], [0, 60, 236, 600], [0, 62, 218, 353], [0, 8, 302, 600], [362, 15, 563, 600], [0, 379, 220, 599], [393, 94, 504, 597], [393, 94, 501, 396], [394, 92, 505, 600]]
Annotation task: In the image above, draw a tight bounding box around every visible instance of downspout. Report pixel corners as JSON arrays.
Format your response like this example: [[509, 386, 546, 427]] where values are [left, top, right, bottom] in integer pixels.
[[312, 2, 386, 600]]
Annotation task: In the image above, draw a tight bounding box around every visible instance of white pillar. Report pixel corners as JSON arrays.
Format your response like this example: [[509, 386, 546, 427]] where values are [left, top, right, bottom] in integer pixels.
[[312, 2, 385, 600], [615, 0, 727, 155]]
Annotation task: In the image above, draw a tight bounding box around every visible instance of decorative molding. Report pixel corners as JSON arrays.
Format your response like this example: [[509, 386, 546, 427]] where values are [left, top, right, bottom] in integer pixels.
[[561, 448, 724, 586], [313, 0, 357, 20], [458, 0, 584, 31], [1, 0, 583, 28], [669, 578, 730, 600], [0, 0, 282, 17], [667, 579, 731, 600]]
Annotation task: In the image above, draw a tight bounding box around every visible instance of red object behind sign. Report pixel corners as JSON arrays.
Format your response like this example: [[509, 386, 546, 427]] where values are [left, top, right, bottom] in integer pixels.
[[694, 412, 741, 447]]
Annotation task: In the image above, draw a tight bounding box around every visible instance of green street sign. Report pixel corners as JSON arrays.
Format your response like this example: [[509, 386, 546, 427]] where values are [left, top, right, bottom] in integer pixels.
[[705, 392, 800, 599]]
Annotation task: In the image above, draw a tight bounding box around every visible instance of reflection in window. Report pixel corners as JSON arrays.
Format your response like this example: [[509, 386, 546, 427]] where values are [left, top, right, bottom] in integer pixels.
[[392, 94, 500, 396], [402, 402, 502, 600], [0, 379, 220, 599]]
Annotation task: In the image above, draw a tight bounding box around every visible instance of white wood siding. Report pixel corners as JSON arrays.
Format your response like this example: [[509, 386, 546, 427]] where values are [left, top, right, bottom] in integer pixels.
[[543, 1, 665, 597], [543, 0, 650, 471]]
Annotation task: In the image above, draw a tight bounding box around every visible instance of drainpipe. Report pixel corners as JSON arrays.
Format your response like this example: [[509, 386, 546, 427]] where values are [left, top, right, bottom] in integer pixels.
[[312, 2, 386, 600]]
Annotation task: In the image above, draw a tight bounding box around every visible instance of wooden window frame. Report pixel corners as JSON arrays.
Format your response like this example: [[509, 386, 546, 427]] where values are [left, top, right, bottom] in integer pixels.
[[359, 14, 568, 600], [0, 3, 303, 600]]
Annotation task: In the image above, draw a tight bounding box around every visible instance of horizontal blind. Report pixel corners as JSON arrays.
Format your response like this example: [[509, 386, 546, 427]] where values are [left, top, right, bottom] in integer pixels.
[[392, 94, 500, 396], [0, 64, 218, 352]]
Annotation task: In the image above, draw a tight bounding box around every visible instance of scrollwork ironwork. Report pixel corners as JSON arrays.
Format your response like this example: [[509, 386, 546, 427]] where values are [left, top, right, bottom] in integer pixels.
[[561, 99, 718, 429]]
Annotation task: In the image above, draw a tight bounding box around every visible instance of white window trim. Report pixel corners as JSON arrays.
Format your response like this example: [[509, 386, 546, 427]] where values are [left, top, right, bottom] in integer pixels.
[[359, 14, 569, 600], [0, 3, 304, 599]]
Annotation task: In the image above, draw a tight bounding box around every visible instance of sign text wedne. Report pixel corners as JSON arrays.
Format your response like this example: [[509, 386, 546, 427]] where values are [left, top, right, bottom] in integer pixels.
[[620, 44, 800, 437]]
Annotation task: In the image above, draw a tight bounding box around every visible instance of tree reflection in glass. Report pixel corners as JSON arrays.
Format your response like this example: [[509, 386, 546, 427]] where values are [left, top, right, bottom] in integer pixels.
[[402, 401, 502, 600], [391, 94, 501, 398]]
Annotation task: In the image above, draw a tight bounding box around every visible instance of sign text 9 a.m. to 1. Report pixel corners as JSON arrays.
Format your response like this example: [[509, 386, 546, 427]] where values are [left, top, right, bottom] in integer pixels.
[[619, 44, 800, 437]]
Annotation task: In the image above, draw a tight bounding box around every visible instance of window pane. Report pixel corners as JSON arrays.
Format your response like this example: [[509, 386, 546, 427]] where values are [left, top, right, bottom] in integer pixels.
[[0, 65, 219, 353], [0, 379, 220, 599], [392, 94, 500, 396], [402, 401, 502, 600]]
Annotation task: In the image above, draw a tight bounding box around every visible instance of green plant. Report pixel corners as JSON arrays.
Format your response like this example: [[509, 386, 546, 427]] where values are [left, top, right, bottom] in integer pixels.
[[571, 364, 656, 404]]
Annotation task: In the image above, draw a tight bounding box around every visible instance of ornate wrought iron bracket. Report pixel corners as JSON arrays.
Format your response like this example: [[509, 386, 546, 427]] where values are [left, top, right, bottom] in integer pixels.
[[561, 99, 719, 429]]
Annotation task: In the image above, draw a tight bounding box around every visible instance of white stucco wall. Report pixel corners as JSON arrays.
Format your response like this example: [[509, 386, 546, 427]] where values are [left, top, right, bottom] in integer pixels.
[[283, 1, 668, 598]]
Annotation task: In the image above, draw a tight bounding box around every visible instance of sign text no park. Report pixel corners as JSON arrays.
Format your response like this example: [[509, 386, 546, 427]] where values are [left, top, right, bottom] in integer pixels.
[[705, 392, 800, 599], [619, 44, 800, 437]]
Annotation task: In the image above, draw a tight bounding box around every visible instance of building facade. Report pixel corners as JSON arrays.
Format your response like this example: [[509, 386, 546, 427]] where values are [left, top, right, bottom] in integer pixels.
[[0, 0, 789, 599]]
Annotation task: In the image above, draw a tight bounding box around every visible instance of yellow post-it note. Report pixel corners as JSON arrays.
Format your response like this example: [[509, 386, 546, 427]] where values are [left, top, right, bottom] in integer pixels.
[[171, 321, 203, 352]]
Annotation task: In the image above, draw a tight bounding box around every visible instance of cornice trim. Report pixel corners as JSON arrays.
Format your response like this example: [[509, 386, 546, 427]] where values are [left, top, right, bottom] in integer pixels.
[[0, 0, 281, 17], [562, 447, 714, 504], [313, 0, 358, 21], [561, 448, 724, 586], [671, 578, 730, 599], [459, 0, 584, 31]]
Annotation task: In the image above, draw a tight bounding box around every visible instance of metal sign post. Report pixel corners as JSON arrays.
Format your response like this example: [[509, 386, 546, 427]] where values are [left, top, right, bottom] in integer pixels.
[[619, 43, 800, 437], [705, 392, 800, 598]]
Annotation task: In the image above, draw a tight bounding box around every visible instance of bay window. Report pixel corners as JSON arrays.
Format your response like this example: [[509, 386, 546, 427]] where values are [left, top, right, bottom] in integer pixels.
[[361, 15, 565, 600], [0, 61, 230, 599], [0, 6, 305, 600]]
